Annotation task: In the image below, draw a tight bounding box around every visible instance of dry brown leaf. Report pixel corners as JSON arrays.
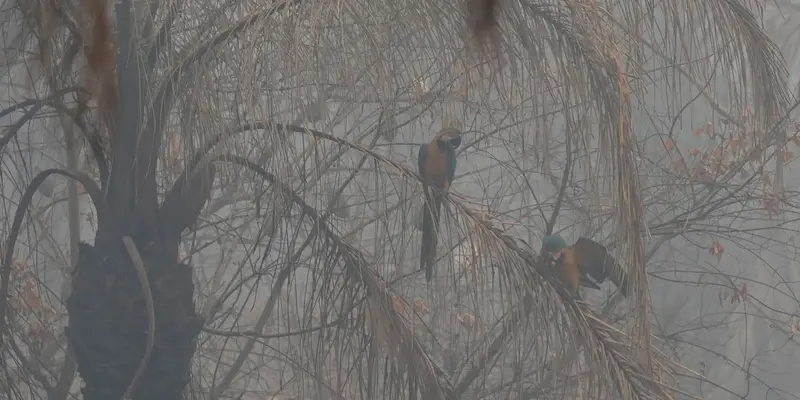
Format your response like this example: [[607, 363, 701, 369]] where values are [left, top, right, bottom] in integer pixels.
[[411, 79, 426, 103], [412, 299, 428, 315], [709, 240, 724, 261], [782, 149, 793, 163], [457, 311, 480, 332], [763, 192, 781, 217], [391, 295, 405, 315], [672, 157, 686, 173], [693, 122, 712, 137]]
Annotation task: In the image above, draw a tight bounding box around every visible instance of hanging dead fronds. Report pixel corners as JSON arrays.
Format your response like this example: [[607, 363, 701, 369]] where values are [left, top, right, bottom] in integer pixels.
[[81, 0, 117, 120], [214, 128, 683, 399], [467, 0, 502, 47]]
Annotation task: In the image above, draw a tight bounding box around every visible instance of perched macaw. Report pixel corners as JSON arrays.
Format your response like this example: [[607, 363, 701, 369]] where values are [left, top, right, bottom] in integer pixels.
[[541, 235, 630, 298], [417, 128, 463, 282]]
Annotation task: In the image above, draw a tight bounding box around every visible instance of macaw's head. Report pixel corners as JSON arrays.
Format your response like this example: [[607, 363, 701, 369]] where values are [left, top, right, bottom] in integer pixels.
[[541, 235, 568, 255], [436, 127, 463, 150]]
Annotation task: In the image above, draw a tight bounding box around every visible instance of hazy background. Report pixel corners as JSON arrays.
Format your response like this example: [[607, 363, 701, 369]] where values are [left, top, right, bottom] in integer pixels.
[[1, 0, 800, 398]]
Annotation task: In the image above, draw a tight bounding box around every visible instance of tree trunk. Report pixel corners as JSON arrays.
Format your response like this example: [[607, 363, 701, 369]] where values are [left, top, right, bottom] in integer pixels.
[[66, 241, 202, 400]]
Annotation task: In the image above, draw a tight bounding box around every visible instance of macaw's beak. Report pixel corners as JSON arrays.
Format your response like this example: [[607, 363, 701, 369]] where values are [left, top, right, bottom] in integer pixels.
[[438, 128, 463, 148], [543, 248, 563, 260], [447, 135, 462, 149]]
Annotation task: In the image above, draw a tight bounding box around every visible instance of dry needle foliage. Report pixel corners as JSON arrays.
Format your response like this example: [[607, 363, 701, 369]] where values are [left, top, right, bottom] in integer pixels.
[[0, 0, 793, 399]]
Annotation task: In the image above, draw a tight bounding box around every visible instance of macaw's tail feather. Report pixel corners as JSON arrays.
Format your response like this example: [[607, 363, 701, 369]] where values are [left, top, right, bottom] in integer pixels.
[[420, 205, 435, 281], [420, 189, 443, 282], [594, 252, 631, 297], [573, 238, 631, 297], [578, 274, 602, 291], [608, 265, 630, 297]]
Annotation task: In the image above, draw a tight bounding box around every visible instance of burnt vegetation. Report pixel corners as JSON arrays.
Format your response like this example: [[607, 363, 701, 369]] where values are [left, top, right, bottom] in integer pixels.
[[0, 0, 795, 399]]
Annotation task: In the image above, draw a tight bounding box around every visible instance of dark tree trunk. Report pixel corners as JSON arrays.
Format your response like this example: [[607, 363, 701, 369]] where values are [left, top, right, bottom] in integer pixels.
[[66, 241, 203, 400]]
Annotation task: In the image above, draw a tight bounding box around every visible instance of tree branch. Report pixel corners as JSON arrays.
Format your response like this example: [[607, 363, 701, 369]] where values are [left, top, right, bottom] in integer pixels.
[[0, 169, 104, 347]]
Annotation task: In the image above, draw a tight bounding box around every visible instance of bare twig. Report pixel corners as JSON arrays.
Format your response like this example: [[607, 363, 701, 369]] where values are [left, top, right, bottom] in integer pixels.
[[0, 169, 103, 347]]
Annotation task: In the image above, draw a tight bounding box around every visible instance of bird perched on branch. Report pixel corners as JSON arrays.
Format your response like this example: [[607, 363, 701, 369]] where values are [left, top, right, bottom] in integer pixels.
[[541, 235, 630, 298], [417, 128, 463, 282]]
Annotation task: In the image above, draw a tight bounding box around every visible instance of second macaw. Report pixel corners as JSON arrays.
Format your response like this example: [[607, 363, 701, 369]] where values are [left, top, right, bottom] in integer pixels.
[[541, 235, 631, 298], [417, 128, 462, 282]]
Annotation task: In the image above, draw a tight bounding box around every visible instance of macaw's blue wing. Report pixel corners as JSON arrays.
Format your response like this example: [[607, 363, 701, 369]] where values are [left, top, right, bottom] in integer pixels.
[[418, 141, 450, 282], [572, 238, 630, 296], [578, 273, 603, 290], [417, 133, 460, 283], [445, 145, 457, 185]]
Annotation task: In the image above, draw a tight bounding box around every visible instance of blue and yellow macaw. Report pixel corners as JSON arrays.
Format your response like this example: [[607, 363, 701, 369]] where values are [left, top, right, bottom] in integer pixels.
[[417, 128, 462, 282], [541, 235, 630, 298]]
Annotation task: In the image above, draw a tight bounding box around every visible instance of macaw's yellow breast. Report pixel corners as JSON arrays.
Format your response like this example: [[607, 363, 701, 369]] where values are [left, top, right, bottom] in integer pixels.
[[559, 248, 580, 292], [424, 144, 449, 186], [563, 248, 578, 268]]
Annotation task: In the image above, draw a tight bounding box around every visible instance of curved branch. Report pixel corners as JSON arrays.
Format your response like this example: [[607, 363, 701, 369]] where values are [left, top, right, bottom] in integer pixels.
[[0, 87, 84, 120], [145, 0, 186, 72], [163, 122, 404, 220], [7, 336, 56, 396], [120, 236, 155, 400], [0, 103, 44, 152], [209, 221, 318, 400], [0, 169, 104, 344], [0, 91, 109, 185], [61, 106, 109, 190], [44, 100, 109, 191], [137, 0, 302, 228], [214, 154, 458, 400], [210, 150, 677, 399], [168, 122, 422, 208]]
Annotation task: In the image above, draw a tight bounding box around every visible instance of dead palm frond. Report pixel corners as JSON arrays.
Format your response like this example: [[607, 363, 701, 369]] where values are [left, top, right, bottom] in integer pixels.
[[206, 138, 684, 399], [2, 0, 790, 398]]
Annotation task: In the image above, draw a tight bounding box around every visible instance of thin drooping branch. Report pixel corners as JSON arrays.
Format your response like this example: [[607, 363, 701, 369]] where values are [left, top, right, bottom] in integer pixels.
[[216, 154, 458, 399], [0, 97, 109, 186], [220, 143, 680, 398], [453, 290, 545, 396], [0, 104, 45, 151], [0, 87, 84, 121], [209, 224, 318, 400], [0, 169, 104, 347], [130, 0, 303, 239], [145, 0, 186, 73], [52, 90, 83, 400], [6, 336, 56, 397]]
